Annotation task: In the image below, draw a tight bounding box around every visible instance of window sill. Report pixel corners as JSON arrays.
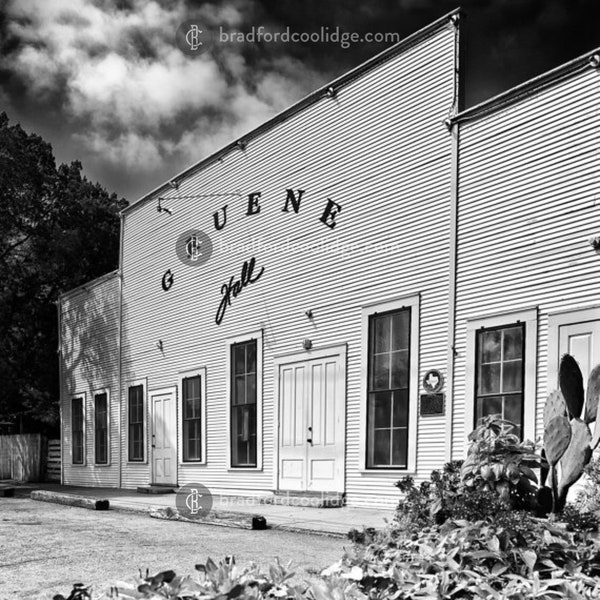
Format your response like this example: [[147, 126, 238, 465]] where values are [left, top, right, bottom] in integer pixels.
[[227, 467, 263, 472], [180, 461, 207, 467], [358, 468, 416, 475], [92, 463, 112, 467]]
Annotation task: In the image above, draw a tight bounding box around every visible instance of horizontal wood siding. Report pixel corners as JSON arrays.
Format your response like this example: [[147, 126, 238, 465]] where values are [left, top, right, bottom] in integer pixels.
[[120, 24, 458, 506], [60, 273, 120, 487], [454, 66, 600, 458]]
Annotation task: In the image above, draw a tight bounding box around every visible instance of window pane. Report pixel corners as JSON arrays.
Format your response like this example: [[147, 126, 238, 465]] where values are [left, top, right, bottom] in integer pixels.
[[246, 374, 256, 404], [371, 392, 391, 429], [479, 395, 502, 420], [393, 389, 409, 428], [233, 345, 245, 375], [504, 394, 522, 429], [392, 429, 408, 467], [391, 311, 410, 351], [503, 360, 522, 393], [373, 315, 391, 353], [503, 327, 523, 360], [246, 342, 257, 374], [479, 363, 500, 394], [391, 350, 409, 389], [234, 375, 245, 404], [372, 431, 390, 466], [372, 353, 390, 390], [480, 330, 501, 363]]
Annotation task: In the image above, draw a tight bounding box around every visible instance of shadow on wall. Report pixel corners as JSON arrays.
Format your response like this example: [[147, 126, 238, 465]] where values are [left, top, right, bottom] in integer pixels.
[[60, 277, 126, 399]]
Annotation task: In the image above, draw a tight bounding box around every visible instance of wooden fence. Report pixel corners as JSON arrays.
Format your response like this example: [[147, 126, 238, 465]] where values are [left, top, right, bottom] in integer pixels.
[[0, 434, 44, 481], [0, 434, 61, 482], [46, 439, 61, 482]]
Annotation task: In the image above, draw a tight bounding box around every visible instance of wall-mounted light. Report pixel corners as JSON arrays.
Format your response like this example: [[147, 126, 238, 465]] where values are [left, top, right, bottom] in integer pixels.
[[443, 118, 453, 130], [168, 180, 179, 190], [156, 340, 164, 352], [157, 197, 172, 215], [589, 54, 600, 69], [449, 13, 460, 27], [589, 236, 600, 251], [302, 338, 313, 350], [305, 309, 314, 320], [236, 139, 247, 151], [325, 86, 336, 99]]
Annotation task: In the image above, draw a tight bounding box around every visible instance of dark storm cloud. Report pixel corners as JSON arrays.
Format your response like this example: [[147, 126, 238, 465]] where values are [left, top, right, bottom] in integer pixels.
[[0, 0, 599, 201]]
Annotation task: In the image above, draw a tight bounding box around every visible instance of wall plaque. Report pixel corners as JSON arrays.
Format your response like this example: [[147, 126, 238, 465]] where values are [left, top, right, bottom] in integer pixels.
[[420, 393, 445, 416]]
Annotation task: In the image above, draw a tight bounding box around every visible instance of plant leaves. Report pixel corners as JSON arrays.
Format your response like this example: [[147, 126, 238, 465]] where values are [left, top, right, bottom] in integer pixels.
[[544, 416, 571, 466], [559, 354, 585, 419], [585, 364, 600, 424]]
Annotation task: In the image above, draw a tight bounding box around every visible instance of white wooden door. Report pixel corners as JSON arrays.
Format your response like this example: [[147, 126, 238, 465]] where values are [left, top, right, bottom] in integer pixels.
[[151, 390, 177, 485], [554, 315, 600, 500], [558, 320, 600, 387], [278, 353, 345, 492]]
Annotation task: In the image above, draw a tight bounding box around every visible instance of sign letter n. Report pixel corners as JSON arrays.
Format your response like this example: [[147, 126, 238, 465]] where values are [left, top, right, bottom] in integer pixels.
[[282, 189, 304, 214]]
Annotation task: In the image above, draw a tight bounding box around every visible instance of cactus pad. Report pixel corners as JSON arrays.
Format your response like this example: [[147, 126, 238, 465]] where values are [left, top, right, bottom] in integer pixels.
[[544, 415, 571, 466], [558, 417, 592, 495], [559, 354, 584, 418], [544, 390, 567, 427], [584, 364, 600, 424]]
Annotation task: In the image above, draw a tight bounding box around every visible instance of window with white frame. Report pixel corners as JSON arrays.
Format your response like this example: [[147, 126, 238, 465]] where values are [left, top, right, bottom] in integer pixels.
[[475, 324, 525, 434], [366, 308, 411, 468], [94, 391, 108, 464], [465, 309, 537, 443], [128, 384, 144, 461], [71, 396, 84, 465], [231, 339, 257, 467], [182, 375, 202, 462]]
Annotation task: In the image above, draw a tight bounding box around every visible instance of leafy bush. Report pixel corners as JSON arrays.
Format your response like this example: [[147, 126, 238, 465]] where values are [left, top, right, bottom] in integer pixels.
[[394, 461, 464, 527], [333, 516, 600, 599], [461, 415, 544, 511], [576, 456, 600, 513], [561, 504, 600, 533]]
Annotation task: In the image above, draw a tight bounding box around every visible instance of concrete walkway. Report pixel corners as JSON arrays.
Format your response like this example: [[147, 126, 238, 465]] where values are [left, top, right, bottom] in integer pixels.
[[11, 482, 394, 537]]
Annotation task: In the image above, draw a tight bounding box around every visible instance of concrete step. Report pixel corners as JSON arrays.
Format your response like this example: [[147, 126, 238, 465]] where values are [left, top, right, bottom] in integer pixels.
[[260, 491, 345, 508], [136, 485, 176, 494]]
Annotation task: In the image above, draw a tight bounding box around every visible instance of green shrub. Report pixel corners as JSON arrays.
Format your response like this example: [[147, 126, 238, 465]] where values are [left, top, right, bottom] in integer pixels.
[[394, 461, 463, 527], [561, 504, 600, 533], [576, 456, 600, 513], [461, 415, 543, 511], [330, 516, 600, 599]]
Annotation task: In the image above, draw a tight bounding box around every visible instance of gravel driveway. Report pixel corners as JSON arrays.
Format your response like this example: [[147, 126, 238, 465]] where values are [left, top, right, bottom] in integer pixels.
[[0, 497, 349, 599]]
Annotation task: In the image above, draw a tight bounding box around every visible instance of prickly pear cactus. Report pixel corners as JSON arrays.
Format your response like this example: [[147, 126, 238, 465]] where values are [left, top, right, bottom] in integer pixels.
[[543, 354, 598, 513], [559, 354, 584, 418], [584, 364, 600, 424], [544, 415, 571, 466], [558, 418, 592, 495], [544, 390, 568, 426]]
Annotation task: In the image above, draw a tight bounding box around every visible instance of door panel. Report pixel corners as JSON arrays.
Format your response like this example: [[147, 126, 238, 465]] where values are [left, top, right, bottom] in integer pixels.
[[278, 354, 345, 492], [152, 391, 177, 485]]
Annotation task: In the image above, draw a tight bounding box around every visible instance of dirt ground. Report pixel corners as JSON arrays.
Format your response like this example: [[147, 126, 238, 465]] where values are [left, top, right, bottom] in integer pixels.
[[0, 497, 349, 599]]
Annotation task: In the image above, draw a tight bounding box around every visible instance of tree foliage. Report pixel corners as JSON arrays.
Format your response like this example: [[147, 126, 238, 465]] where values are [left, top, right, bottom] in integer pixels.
[[0, 112, 126, 432]]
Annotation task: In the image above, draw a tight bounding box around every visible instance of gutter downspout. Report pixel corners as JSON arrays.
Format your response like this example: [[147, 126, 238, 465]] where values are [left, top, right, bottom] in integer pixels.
[[444, 13, 462, 463], [117, 213, 125, 488]]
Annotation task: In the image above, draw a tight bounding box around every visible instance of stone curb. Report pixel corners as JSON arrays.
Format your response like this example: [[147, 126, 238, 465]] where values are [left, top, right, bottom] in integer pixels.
[[31, 490, 109, 510]]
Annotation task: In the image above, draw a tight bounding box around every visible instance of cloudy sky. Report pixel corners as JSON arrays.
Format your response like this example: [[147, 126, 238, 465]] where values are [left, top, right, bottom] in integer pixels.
[[1, 0, 599, 203]]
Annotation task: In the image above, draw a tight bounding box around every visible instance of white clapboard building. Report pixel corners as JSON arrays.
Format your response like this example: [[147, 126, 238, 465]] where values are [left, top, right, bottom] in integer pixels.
[[58, 10, 600, 507]]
